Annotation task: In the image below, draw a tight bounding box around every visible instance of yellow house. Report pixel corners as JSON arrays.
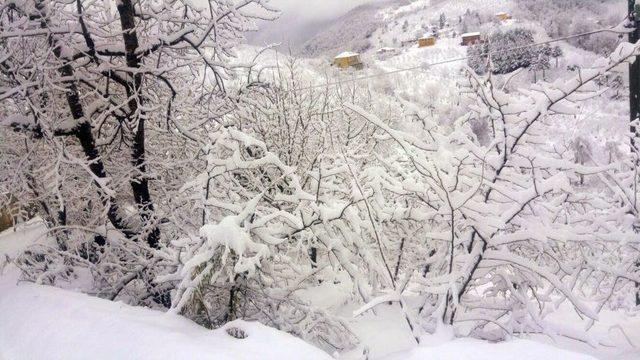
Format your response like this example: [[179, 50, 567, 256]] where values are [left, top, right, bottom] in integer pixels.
[[0, 198, 17, 232], [496, 12, 511, 21], [334, 52, 363, 69], [418, 35, 436, 47], [0, 208, 12, 232]]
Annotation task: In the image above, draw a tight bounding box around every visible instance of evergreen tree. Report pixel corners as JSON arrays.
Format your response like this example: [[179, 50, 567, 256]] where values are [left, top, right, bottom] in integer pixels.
[[550, 45, 564, 67], [439, 13, 447, 29], [467, 28, 550, 75]]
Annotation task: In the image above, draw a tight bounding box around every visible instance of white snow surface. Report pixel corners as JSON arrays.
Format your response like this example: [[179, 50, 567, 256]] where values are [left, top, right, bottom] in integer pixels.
[[383, 338, 596, 360], [0, 280, 330, 360], [0, 269, 330, 360], [335, 51, 360, 59], [1, 1, 638, 358], [0, 220, 329, 360], [0, 220, 618, 360]]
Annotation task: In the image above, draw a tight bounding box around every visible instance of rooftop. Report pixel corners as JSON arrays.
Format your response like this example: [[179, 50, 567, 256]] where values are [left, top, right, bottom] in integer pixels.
[[334, 51, 359, 59]]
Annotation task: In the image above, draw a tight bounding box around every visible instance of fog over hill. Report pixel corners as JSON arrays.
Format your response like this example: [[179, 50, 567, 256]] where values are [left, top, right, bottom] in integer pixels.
[[247, 0, 394, 55], [298, 1, 410, 58]]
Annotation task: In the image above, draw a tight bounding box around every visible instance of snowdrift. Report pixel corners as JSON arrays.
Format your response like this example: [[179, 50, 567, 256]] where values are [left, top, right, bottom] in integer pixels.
[[0, 276, 599, 360], [384, 338, 596, 360], [0, 220, 620, 360], [0, 280, 331, 360]]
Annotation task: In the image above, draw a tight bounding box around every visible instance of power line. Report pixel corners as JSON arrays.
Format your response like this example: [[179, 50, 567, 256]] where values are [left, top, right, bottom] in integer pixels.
[[282, 24, 632, 94]]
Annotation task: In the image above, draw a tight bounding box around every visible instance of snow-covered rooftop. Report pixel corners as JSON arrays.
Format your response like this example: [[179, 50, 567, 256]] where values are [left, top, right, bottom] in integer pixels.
[[334, 51, 359, 59], [462, 32, 481, 37]]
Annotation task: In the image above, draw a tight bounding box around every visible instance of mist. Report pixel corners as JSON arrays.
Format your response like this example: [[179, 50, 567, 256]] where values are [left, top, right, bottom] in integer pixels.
[[247, 0, 380, 48]]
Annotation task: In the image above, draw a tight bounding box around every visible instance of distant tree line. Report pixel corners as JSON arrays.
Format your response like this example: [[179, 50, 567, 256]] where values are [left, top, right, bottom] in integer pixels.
[[515, 0, 622, 54], [467, 28, 562, 76]]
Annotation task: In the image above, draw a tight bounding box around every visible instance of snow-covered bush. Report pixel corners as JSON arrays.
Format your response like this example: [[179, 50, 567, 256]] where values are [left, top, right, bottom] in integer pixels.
[[344, 41, 640, 343], [153, 39, 640, 348], [147, 59, 389, 350]]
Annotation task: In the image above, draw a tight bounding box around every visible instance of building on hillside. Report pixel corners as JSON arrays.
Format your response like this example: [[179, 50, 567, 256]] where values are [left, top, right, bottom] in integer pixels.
[[333, 52, 363, 69], [461, 32, 482, 46], [0, 198, 18, 232], [376, 47, 397, 54], [376, 47, 398, 59], [0, 208, 12, 232], [418, 35, 436, 47], [496, 12, 511, 21]]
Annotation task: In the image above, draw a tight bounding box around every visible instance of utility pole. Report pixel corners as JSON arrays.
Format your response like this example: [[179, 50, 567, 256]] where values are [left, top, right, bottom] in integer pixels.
[[630, 0, 640, 306], [630, 0, 640, 154]]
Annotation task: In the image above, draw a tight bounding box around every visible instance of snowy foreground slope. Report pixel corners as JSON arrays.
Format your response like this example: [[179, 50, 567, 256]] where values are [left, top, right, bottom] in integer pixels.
[[0, 222, 609, 360], [383, 339, 594, 360], [1, 0, 640, 359], [0, 282, 331, 360], [0, 272, 596, 360], [0, 222, 330, 360]]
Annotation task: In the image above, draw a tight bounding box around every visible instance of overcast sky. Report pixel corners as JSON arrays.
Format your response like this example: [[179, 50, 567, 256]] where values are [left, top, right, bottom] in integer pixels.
[[268, 0, 377, 22], [249, 0, 380, 46]]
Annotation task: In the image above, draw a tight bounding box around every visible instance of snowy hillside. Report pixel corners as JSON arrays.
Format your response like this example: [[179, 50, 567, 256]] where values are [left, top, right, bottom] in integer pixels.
[[0, 223, 606, 359], [298, 1, 403, 57], [251, 0, 630, 161], [0, 283, 330, 360], [0, 222, 329, 360], [2, 0, 640, 359]]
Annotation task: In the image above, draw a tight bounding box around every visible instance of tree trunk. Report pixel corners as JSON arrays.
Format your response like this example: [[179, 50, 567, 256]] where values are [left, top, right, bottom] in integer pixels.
[[628, 0, 640, 306], [117, 0, 160, 249], [34, 0, 132, 244]]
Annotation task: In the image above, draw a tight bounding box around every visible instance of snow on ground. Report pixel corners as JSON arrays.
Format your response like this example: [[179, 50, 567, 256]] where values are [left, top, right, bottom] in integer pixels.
[[296, 279, 626, 360], [0, 281, 331, 360], [383, 338, 596, 360], [0, 217, 48, 258], [531, 301, 640, 360], [0, 220, 622, 360], [0, 221, 331, 360], [1, 2, 638, 359]]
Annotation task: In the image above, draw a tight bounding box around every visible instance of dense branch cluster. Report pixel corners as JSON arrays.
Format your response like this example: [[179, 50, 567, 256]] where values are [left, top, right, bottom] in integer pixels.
[[1, 0, 639, 354]]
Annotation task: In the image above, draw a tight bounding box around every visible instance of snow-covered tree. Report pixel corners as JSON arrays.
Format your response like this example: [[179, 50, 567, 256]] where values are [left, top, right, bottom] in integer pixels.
[[550, 45, 564, 68], [439, 13, 446, 29], [2, 0, 639, 354], [343, 41, 640, 343], [468, 28, 550, 75], [1, 0, 277, 303]]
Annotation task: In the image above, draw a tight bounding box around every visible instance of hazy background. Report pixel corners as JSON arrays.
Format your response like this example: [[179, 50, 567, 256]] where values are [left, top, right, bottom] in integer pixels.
[[247, 0, 381, 48]]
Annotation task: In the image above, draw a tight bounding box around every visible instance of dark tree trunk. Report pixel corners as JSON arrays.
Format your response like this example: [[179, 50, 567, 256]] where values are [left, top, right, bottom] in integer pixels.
[[628, 0, 640, 306], [34, 0, 132, 244], [57, 62, 134, 244], [630, 0, 640, 154], [117, 0, 161, 249], [309, 247, 317, 268]]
